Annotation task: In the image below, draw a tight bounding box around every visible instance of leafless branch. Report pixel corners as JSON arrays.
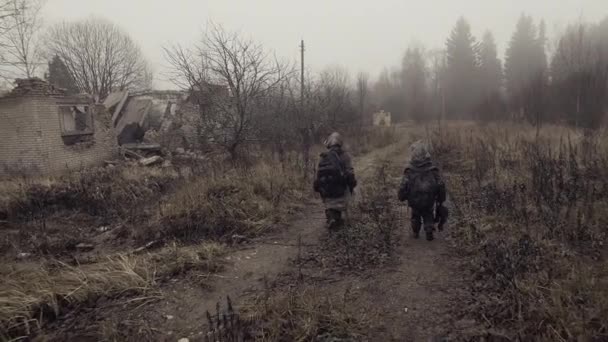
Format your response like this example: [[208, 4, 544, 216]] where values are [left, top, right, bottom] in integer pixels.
[[44, 16, 152, 99], [164, 22, 294, 159]]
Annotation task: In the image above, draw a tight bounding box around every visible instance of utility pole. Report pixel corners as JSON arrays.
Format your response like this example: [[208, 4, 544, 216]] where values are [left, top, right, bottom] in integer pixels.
[[300, 40, 305, 102], [299, 39, 310, 178]]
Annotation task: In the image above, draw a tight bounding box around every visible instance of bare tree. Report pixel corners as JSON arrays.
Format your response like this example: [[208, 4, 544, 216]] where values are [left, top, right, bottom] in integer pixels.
[[505, 15, 547, 124], [258, 73, 300, 163], [0, 0, 44, 78], [164, 23, 291, 159], [355, 71, 369, 127], [551, 21, 608, 128], [401, 45, 428, 121], [45, 17, 152, 99], [317, 65, 354, 128], [445, 17, 480, 119], [163, 44, 207, 94], [478, 31, 505, 122], [427, 48, 447, 124], [0, 0, 18, 44]]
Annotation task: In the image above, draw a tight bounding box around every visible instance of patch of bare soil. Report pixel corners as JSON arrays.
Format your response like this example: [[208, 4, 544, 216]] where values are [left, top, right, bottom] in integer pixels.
[[42, 204, 325, 341], [140, 205, 327, 340], [239, 211, 467, 341], [348, 232, 465, 341]]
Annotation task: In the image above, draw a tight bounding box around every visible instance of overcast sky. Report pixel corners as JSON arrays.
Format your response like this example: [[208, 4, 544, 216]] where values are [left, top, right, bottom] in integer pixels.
[[42, 0, 607, 89]]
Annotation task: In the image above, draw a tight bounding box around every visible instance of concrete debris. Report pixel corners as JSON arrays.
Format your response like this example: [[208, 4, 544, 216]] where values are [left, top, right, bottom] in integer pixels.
[[116, 98, 153, 145], [455, 319, 477, 329], [166, 315, 174, 320], [8, 78, 66, 97], [134, 240, 160, 253], [140, 155, 162, 166], [104, 91, 129, 125], [121, 143, 161, 165], [143, 129, 161, 144], [175, 147, 185, 154], [76, 243, 95, 252], [122, 148, 145, 160], [17, 252, 31, 259], [177, 338, 189, 342], [231, 234, 249, 244], [122, 143, 162, 152], [107, 90, 188, 146]]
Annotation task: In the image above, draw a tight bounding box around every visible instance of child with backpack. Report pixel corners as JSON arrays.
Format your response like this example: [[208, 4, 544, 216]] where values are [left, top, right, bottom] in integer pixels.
[[313, 132, 357, 230], [398, 140, 447, 241]]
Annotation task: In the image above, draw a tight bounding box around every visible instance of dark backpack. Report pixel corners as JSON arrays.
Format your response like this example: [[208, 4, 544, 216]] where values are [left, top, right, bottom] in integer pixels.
[[408, 169, 439, 209], [315, 150, 347, 198]]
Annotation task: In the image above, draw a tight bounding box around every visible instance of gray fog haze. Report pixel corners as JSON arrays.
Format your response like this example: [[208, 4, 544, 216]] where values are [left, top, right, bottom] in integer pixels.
[[43, 0, 607, 88]]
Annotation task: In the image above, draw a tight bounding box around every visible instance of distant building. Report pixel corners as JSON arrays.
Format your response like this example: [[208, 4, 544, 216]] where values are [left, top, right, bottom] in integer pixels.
[[373, 110, 391, 126], [0, 78, 118, 177]]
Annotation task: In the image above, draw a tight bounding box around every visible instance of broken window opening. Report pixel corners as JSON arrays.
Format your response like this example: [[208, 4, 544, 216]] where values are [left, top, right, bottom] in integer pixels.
[[58, 105, 95, 145]]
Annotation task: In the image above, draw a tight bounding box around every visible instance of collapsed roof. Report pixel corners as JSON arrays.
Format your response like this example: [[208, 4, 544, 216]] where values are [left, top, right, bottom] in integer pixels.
[[104, 90, 187, 145]]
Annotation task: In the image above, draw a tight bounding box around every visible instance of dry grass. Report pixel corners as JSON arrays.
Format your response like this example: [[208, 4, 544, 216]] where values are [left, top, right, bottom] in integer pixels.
[[238, 137, 412, 341], [314, 159, 403, 272], [431, 121, 608, 340], [0, 163, 182, 259], [0, 165, 179, 221], [154, 159, 308, 242], [243, 284, 375, 341], [0, 242, 225, 339], [348, 125, 400, 155]]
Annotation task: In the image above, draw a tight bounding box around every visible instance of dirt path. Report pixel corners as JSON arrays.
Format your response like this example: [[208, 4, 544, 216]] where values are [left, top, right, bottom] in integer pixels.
[[52, 140, 464, 341], [348, 227, 462, 341], [142, 205, 327, 340], [308, 142, 463, 341], [154, 141, 463, 341]]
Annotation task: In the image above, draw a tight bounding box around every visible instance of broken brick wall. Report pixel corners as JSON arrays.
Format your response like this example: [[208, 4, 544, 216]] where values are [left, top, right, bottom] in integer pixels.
[[0, 97, 46, 175], [0, 96, 118, 177]]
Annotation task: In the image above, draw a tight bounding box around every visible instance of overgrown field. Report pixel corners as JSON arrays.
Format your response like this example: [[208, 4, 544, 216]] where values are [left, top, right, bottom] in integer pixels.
[[432, 122, 608, 341], [0, 126, 396, 340], [0, 156, 311, 339], [11, 121, 605, 341]]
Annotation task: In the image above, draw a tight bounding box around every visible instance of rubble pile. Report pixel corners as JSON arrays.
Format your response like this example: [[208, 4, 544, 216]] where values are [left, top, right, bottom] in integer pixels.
[[8, 78, 67, 97]]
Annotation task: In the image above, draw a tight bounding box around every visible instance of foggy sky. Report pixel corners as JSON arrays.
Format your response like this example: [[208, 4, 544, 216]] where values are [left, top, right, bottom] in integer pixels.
[[43, 0, 607, 89]]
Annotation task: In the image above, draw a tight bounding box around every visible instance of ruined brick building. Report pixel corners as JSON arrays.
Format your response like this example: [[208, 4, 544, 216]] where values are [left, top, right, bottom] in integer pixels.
[[0, 78, 118, 177]]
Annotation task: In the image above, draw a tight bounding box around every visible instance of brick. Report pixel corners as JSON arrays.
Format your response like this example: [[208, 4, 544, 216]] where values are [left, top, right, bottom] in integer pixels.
[[0, 95, 118, 177]]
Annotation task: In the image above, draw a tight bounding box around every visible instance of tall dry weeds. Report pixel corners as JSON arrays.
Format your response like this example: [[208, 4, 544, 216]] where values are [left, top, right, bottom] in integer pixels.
[[154, 159, 308, 242], [243, 283, 375, 341], [434, 122, 608, 340], [0, 242, 225, 340]]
